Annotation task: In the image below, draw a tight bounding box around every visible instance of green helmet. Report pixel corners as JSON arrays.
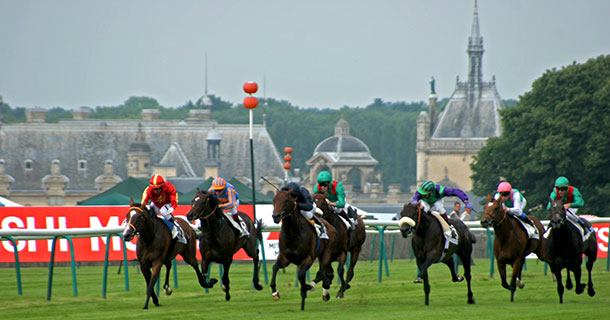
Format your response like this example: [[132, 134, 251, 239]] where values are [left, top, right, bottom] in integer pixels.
[[555, 176, 569, 188], [317, 171, 332, 183], [417, 180, 435, 195]]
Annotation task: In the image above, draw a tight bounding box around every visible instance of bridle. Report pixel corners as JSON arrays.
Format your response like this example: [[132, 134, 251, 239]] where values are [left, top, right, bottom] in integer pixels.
[[125, 206, 145, 233], [192, 195, 217, 221], [276, 192, 297, 220], [486, 201, 507, 227]]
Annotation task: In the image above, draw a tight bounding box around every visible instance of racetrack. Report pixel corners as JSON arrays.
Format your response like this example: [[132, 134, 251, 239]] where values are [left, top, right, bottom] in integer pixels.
[[1, 258, 608, 319]]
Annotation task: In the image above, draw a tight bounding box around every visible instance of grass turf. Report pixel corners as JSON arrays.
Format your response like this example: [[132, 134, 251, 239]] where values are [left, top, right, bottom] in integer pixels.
[[0, 258, 608, 319]]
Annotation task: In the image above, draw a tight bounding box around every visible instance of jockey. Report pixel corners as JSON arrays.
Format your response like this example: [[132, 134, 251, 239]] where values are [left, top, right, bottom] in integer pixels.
[[284, 182, 329, 240], [313, 170, 355, 230], [208, 177, 249, 238], [494, 181, 534, 227], [546, 176, 594, 235], [141, 174, 186, 244], [412, 180, 473, 239]]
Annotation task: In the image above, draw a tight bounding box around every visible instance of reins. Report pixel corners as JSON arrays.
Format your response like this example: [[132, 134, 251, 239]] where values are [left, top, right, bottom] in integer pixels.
[[125, 206, 145, 231]]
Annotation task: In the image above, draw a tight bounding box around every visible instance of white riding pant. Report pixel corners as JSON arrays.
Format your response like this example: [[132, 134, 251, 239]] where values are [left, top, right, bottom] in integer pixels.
[[420, 198, 446, 215], [566, 208, 580, 223], [222, 200, 239, 216], [150, 203, 174, 220], [300, 203, 317, 219]]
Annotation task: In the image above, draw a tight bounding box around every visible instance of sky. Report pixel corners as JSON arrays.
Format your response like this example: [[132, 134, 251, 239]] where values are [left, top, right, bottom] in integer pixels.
[[0, 0, 609, 110]]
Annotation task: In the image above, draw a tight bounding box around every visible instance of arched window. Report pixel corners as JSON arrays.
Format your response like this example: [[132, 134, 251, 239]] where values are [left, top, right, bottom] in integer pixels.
[[78, 159, 87, 171]]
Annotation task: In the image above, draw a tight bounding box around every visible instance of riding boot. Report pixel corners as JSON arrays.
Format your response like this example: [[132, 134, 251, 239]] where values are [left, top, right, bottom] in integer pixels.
[[169, 218, 187, 244], [312, 215, 329, 239], [578, 219, 594, 235], [441, 213, 449, 222]]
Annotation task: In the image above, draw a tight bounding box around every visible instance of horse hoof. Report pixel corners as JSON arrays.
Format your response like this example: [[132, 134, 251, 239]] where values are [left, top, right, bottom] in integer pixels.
[[517, 280, 525, 289], [336, 292, 344, 299], [575, 285, 585, 295], [468, 298, 475, 304], [164, 287, 173, 296], [225, 294, 231, 301], [413, 277, 423, 284], [588, 288, 595, 297], [272, 291, 280, 301], [221, 285, 227, 292], [254, 282, 263, 291], [305, 284, 314, 292], [455, 276, 464, 282], [345, 284, 351, 290], [322, 293, 330, 302], [308, 281, 317, 291], [208, 278, 218, 288]]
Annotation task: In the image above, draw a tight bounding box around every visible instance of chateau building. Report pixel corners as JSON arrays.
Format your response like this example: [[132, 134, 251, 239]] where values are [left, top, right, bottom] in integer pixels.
[[416, 0, 504, 191]]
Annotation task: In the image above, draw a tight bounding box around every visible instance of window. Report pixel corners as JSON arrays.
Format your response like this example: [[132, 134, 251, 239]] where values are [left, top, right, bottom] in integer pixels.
[[78, 159, 87, 171], [24, 159, 33, 170]]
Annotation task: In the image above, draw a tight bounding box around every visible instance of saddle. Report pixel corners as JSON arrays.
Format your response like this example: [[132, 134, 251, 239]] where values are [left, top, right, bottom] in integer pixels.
[[512, 216, 539, 240], [544, 219, 592, 242]]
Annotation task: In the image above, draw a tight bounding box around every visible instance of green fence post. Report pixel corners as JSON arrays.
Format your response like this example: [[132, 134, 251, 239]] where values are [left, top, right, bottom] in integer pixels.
[[1, 236, 22, 295]]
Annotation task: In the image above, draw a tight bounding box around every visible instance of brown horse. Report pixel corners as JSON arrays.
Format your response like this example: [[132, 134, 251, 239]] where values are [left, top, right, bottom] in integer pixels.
[[547, 199, 597, 303], [480, 194, 547, 302], [185, 189, 263, 301], [399, 202, 475, 305], [270, 189, 335, 310], [122, 199, 206, 309], [311, 193, 366, 299]]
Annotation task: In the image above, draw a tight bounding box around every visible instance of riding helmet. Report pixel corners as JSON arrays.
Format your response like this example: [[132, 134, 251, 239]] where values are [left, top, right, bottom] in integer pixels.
[[317, 171, 332, 183], [417, 180, 435, 195], [149, 174, 165, 189], [554, 176, 569, 188], [212, 177, 227, 190], [497, 181, 512, 193]]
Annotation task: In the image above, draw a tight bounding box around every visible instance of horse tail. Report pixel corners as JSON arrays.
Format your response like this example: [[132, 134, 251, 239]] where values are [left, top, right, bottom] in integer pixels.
[[256, 219, 264, 243], [470, 232, 477, 244]]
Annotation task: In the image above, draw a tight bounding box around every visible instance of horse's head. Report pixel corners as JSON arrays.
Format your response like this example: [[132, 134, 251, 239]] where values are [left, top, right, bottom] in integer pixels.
[[272, 189, 297, 224], [312, 193, 331, 218], [480, 194, 505, 228], [398, 202, 418, 238], [549, 199, 566, 228], [122, 198, 151, 241], [186, 188, 217, 222]]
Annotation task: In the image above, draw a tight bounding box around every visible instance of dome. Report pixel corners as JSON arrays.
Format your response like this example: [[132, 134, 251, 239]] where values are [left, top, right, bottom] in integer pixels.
[[314, 136, 371, 154]]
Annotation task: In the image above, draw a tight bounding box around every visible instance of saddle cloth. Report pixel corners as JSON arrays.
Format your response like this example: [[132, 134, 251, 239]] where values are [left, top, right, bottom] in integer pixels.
[[543, 219, 591, 242], [306, 218, 322, 237], [514, 217, 539, 240]]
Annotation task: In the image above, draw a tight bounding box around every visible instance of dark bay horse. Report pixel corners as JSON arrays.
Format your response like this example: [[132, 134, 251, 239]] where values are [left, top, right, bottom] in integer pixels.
[[480, 194, 547, 302], [186, 189, 263, 301], [122, 199, 206, 309], [547, 199, 597, 303], [270, 189, 335, 311], [312, 193, 366, 299], [399, 202, 475, 306]]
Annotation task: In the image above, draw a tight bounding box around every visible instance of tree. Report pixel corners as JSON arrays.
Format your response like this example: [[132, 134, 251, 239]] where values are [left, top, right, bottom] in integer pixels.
[[471, 55, 610, 216]]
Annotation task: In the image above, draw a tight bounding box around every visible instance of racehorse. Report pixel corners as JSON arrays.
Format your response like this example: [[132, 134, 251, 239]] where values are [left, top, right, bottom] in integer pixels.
[[122, 199, 206, 309], [311, 193, 366, 299], [398, 202, 475, 306], [270, 189, 335, 310], [186, 189, 263, 301], [480, 194, 547, 302], [547, 199, 597, 303]]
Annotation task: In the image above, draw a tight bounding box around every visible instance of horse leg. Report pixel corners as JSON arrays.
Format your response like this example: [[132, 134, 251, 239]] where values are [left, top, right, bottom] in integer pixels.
[[221, 261, 231, 301], [422, 269, 431, 306], [443, 258, 463, 282], [318, 254, 332, 302], [245, 239, 263, 291], [200, 257, 218, 289], [309, 268, 324, 291], [585, 252, 596, 297], [181, 247, 207, 289], [572, 257, 586, 295], [163, 261, 173, 295], [336, 252, 348, 299], [270, 255, 289, 301], [144, 262, 163, 309], [298, 257, 314, 310], [458, 252, 475, 304], [497, 261, 510, 291], [140, 264, 154, 309], [414, 259, 433, 284], [551, 266, 564, 304], [566, 268, 574, 290], [345, 246, 362, 287], [509, 258, 524, 301]]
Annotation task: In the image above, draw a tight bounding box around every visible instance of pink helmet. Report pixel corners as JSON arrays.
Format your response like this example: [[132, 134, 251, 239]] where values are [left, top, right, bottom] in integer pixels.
[[497, 181, 512, 193]]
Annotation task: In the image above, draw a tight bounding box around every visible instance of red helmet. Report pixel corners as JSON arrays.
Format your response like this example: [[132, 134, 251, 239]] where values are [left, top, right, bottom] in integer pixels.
[[211, 177, 226, 190], [497, 181, 512, 193], [149, 174, 165, 189]]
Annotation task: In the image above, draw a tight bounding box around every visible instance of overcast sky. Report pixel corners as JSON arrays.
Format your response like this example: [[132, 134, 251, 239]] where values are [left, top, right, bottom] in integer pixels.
[[0, 0, 608, 110]]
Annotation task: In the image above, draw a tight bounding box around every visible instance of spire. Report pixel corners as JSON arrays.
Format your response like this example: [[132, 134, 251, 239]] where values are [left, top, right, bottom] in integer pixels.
[[204, 52, 208, 95], [467, 0, 484, 100]]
